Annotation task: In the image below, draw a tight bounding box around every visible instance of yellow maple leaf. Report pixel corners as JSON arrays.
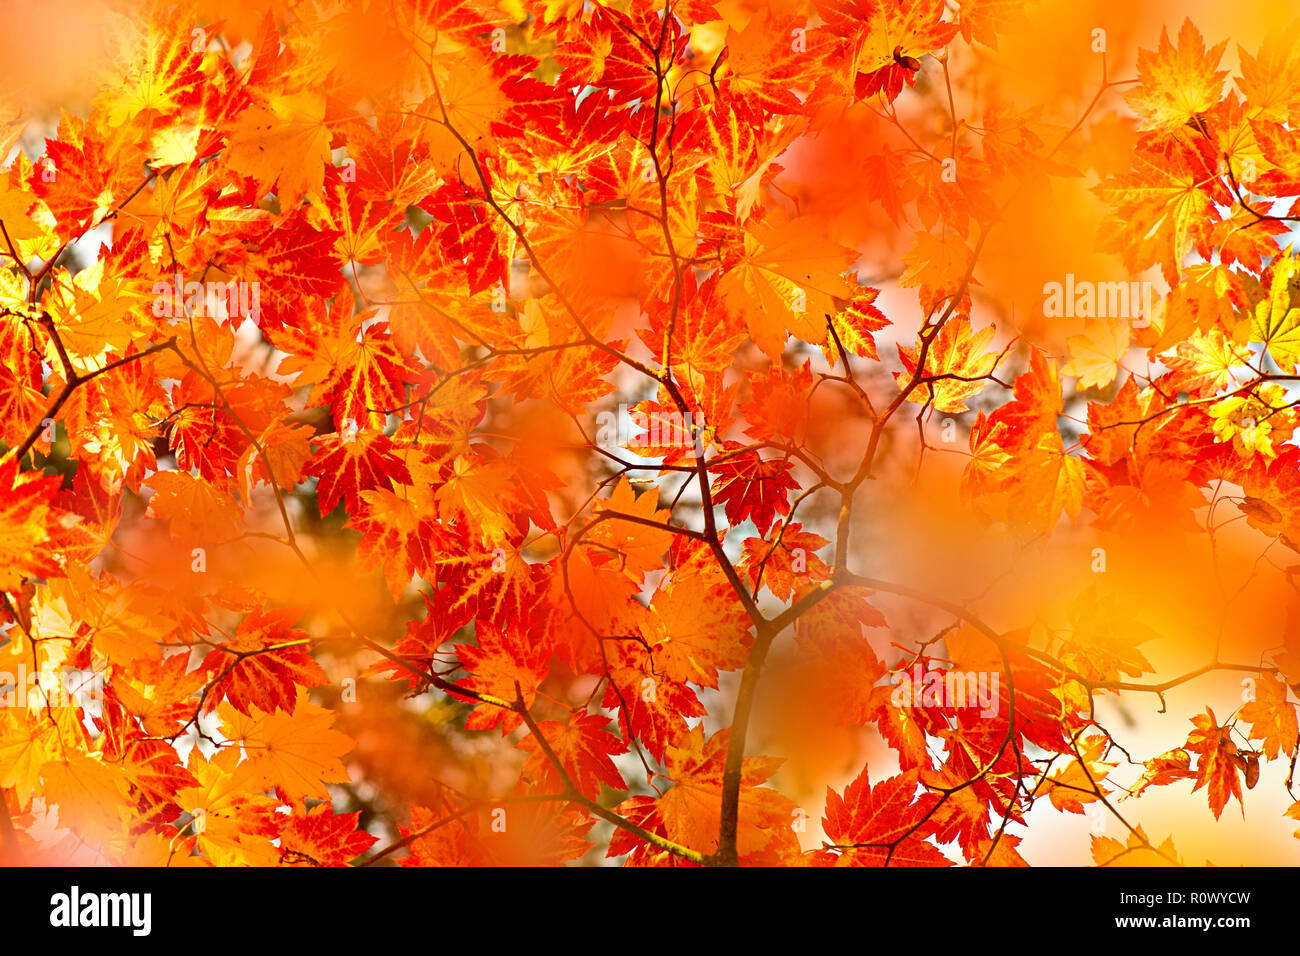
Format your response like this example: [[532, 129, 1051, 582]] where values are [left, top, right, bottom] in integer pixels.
[[93, 7, 208, 126], [1252, 249, 1300, 373], [0, 178, 46, 242], [175, 746, 281, 867], [1045, 734, 1117, 813], [44, 260, 144, 367], [145, 469, 243, 542], [42, 752, 131, 841], [1208, 383, 1297, 460], [225, 91, 333, 207], [1123, 19, 1227, 133], [0, 711, 59, 806], [899, 231, 974, 313], [896, 315, 999, 413], [1092, 825, 1183, 866], [716, 214, 854, 360], [218, 692, 353, 801], [588, 477, 673, 584], [1063, 316, 1131, 390], [1240, 673, 1299, 760]]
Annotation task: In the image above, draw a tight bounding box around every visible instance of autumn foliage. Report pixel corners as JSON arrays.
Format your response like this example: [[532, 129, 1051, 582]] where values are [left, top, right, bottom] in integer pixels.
[[2, 0, 1300, 868]]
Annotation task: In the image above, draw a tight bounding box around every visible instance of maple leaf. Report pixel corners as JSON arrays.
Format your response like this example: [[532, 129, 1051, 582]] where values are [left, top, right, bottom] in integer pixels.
[[1236, 446, 1300, 552], [163, 372, 249, 485], [1124, 19, 1228, 133], [399, 805, 485, 867], [476, 800, 593, 866], [225, 92, 334, 208], [1044, 734, 1117, 813], [326, 173, 398, 268], [970, 831, 1029, 867], [898, 231, 974, 315], [1208, 383, 1297, 461], [121, 738, 200, 826], [1185, 707, 1244, 820], [717, 11, 824, 114], [451, 620, 550, 733], [111, 653, 207, 737], [1058, 585, 1157, 685], [434, 450, 531, 548], [586, 477, 673, 584], [636, 270, 746, 383], [145, 469, 243, 542], [649, 725, 799, 863], [709, 447, 798, 535], [29, 118, 130, 240], [794, 628, 887, 728], [304, 429, 412, 516], [1090, 457, 1206, 537], [353, 486, 437, 599], [1091, 825, 1183, 866], [1122, 748, 1197, 801], [519, 713, 628, 799], [1235, 21, 1300, 123], [741, 523, 831, 601], [42, 753, 131, 841], [175, 747, 281, 866], [824, 288, 890, 363], [240, 209, 345, 331], [1240, 674, 1298, 761], [941, 625, 1070, 755], [425, 177, 509, 296], [496, 335, 622, 417], [1063, 316, 1131, 390], [201, 607, 328, 716], [694, 96, 794, 223], [601, 646, 706, 763], [1162, 328, 1250, 395], [0, 460, 89, 592], [94, 7, 208, 126], [0, 710, 60, 807], [278, 804, 377, 866], [849, 0, 959, 103], [219, 693, 354, 801], [956, 0, 1030, 49], [272, 288, 416, 430], [554, 6, 685, 104], [0, 179, 46, 242], [0, 357, 45, 456], [373, 587, 473, 691], [797, 583, 889, 635], [1081, 376, 1166, 466], [237, 420, 314, 501], [1251, 248, 1300, 374], [1095, 138, 1220, 286], [639, 561, 753, 690], [896, 315, 999, 414], [740, 361, 813, 443], [820, 767, 950, 867], [712, 213, 854, 360], [44, 259, 142, 362], [1004, 432, 1087, 534]]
